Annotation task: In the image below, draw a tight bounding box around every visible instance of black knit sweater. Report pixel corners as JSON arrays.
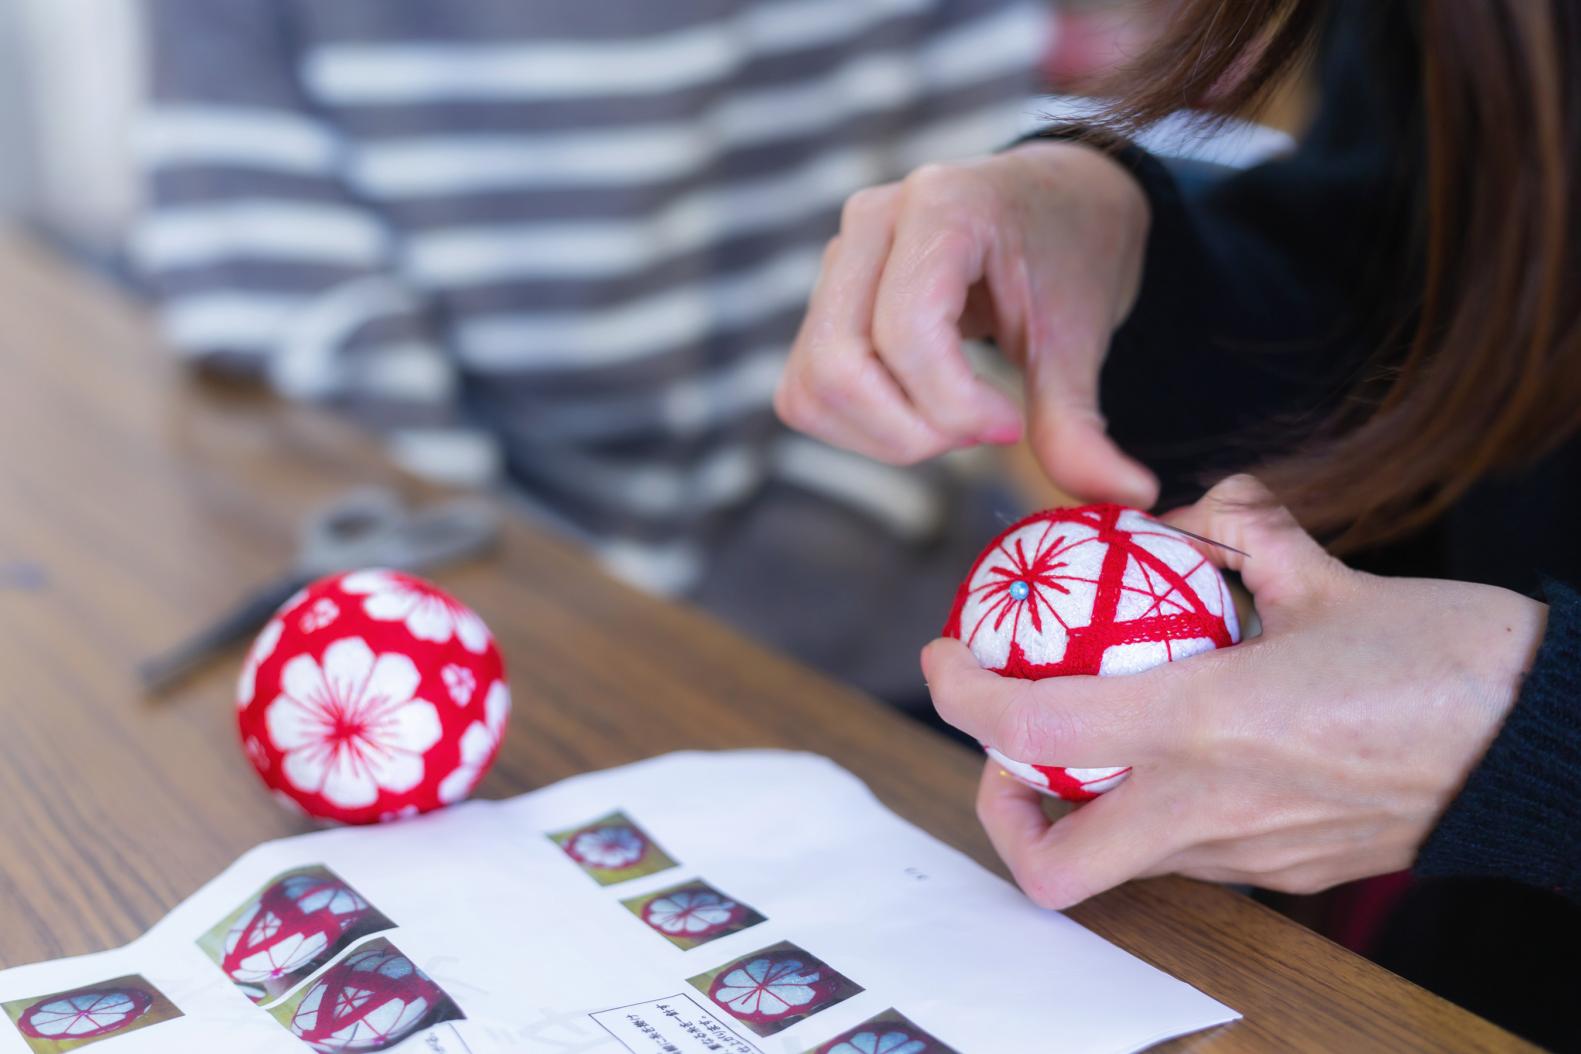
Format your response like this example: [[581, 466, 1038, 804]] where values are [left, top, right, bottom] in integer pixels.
[[1417, 581, 1581, 897]]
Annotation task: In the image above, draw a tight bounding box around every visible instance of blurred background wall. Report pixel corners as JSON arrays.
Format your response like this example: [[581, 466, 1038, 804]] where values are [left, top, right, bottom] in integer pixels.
[[0, 0, 144, 253]]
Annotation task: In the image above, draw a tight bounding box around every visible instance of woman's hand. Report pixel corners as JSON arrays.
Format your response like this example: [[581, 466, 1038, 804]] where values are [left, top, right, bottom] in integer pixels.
[[922, 475, 1549, 909], [774, 141, 1159, 508]]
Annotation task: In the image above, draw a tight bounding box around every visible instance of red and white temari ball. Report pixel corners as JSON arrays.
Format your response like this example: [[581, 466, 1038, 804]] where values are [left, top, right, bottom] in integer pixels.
[[237, 569, 510, 824], [944, 504, 1239, 801], [289, 945, 445, 1052]]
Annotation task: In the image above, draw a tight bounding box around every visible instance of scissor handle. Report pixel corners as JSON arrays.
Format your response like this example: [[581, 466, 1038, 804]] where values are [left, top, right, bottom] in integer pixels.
[[301, 486, 406, 551], [298, 487, 500, 576], [380, 498, 501, 572]]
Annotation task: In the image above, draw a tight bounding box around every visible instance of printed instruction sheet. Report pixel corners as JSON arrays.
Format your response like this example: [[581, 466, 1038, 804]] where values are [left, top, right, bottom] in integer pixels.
[[0, 751, 1238, 1053]]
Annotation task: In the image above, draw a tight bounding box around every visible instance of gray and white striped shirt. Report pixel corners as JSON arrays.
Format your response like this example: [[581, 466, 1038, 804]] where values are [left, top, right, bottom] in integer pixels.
[[134, 0, 1043, 697]]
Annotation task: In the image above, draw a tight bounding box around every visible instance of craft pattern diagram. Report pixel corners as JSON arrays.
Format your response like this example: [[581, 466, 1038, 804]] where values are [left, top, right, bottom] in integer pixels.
[[945, 504, 1240, 800], [196, 865, 396, 1004], [549, 811, 678, 885], [622, 879, 766, 950], [269, 937, 464, 1053], [2, 975, 182, 1052], [688, 941, 862, 1038]]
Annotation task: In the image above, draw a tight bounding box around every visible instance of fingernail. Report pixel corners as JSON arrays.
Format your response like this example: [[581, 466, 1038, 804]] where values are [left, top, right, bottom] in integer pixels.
[[979, 423, 1022, 445], [1121, 467, 1158, 507]]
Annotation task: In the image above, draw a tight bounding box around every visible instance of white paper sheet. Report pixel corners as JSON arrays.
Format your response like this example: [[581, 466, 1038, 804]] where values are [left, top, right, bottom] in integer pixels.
[[0, 751, 1238, 1053]]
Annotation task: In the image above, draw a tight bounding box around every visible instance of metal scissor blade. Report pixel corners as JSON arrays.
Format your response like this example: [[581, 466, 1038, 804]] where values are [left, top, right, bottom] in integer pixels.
[[138, 574, 309, 694]]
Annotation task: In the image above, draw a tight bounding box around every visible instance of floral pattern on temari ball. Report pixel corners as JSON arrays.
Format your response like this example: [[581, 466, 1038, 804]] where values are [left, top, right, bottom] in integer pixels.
[[549, 810, 678, 885], [688, 941, 862, 1038]]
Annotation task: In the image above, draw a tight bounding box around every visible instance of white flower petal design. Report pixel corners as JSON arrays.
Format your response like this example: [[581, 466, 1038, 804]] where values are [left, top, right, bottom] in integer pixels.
[[264, 636, 441, 810], [238, 617, 284, 709], [569, 826, 646, 870], [484, 680, 509, 734], [22, 990, 149, 1038], [713, 956, 821, 1019], [441, 664, 475, 706], [341, 570, 491, 654], [436, 681, 509, 805], [437, 721, 494, 804], [298, 597, 340, 633], [398, 594, 454, 643], [454, 609, 491, 654], [646, 890, 737, 935], [830, 1032, 928, 1054]]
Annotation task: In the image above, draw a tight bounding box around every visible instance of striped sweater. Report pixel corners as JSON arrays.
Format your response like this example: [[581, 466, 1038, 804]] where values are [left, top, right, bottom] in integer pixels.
[[132, 0, 1043, 698]]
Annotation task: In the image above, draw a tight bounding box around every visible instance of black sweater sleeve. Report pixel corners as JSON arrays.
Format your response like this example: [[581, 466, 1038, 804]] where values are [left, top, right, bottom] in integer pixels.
[[1024, 2, 1426, 507], [1414, 581, 1581, 901]]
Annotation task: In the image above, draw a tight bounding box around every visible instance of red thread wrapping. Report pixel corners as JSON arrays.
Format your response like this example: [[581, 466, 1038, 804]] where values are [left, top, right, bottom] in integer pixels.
[[945, 505, 1239, 800]]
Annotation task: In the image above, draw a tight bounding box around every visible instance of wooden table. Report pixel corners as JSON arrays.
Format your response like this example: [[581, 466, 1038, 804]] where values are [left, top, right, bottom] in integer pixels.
[[0, 231, 1530, 1052]]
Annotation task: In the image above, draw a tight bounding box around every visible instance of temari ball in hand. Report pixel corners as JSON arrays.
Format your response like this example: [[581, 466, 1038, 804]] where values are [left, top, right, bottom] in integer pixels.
[[944, 504, 1239, 800]]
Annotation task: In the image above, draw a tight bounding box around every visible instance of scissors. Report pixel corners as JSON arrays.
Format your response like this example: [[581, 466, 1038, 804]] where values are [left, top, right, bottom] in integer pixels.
[[140, 486, 501, 694]]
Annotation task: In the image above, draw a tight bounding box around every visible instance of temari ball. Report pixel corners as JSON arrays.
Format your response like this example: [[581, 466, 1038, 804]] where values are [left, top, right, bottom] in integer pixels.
[[237, 569, 509, 824], [944, 504, 1239, 800]]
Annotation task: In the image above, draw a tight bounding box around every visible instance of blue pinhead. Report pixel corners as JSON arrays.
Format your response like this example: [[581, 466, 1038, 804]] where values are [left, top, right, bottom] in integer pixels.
[[1009, 580, 1030, 601]]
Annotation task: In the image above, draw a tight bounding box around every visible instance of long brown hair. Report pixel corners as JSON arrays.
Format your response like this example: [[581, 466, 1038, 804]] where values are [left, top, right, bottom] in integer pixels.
[[1102, 1, 1581, 550]]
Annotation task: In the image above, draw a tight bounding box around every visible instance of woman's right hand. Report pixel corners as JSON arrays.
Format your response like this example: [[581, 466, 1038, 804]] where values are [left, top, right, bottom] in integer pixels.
[[774, 139, 1159, 507]]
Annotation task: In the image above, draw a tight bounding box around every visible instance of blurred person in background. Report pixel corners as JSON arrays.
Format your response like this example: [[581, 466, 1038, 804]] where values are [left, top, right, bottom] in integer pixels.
[[1043, 0, 1169, 91], [131, 0, 1046, 708]]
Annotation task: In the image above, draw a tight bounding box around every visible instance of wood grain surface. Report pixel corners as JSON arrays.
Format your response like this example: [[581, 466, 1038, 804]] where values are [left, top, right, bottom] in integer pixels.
[[0, 231, 1533, 1051]]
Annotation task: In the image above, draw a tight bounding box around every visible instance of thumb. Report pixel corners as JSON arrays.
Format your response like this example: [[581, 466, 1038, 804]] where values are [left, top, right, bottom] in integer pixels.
[[923, 637, 1176, 768], [1023, 343, 1157, 508], [1159, 473, 1343, 610], [980, 767, 1181, 910]]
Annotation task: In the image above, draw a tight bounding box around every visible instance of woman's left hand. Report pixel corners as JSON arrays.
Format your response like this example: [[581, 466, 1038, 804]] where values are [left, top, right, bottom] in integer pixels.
[[922, 475, 1549, 909]]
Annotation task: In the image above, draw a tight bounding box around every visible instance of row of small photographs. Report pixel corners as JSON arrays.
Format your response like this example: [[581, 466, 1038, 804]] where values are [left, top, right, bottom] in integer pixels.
[[548, 812, 961, 1051], [549, 812, 757, 949], [0, 866, 465, 1054]]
